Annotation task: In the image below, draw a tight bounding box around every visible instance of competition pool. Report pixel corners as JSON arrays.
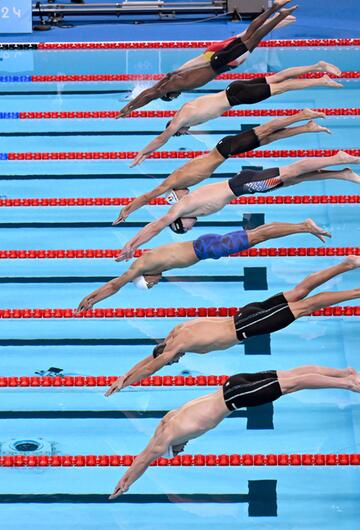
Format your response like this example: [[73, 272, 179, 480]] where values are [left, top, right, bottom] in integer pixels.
[[0, 40, 359, 529]]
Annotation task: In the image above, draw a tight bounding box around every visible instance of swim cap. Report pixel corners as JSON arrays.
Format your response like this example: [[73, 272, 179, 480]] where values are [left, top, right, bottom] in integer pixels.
[[133, 275, 149, 290], [169, 218, 186, 234], [166, 190, 179, 205], [161, 91, 180, 102]]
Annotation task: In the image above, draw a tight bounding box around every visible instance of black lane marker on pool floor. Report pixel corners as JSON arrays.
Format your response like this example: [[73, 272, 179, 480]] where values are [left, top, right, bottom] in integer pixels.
[[0, 336, 270, 355], [0, 275, 245, 283], [0, 405, 274, 429], [1, 130, 247, 137], [0, 214, 265, 230], [0, 88, 223, 97], [0, 480, 278, 515], [0, 170, 263, 181]]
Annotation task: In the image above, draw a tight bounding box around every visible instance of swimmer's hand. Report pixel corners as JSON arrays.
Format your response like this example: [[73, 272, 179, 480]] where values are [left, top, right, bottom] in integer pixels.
[[112, 206, 129, 225], [75, 295, 95, 314], [105, 375, 125, 397], [115, 243, 136, 262], [109, 476, 129, 499], [130, 152, 147, 167]]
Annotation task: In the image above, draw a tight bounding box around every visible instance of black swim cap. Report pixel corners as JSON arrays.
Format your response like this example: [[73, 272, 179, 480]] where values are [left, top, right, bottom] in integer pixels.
[[161, 91, 181, 102], [169, 218, 186, 234]]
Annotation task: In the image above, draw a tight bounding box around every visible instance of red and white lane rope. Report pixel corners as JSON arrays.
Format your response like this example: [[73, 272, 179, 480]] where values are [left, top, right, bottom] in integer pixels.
[[0, 453, 359, 467], [5, 148, 360, 160], [18, 108, 360, 119], [0, 306, 358, 319]]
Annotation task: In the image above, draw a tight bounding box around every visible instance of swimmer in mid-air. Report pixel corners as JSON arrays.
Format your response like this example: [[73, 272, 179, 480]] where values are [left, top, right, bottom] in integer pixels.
[[116, 151, 360, 259], [76, 219, 329, 311], [105, 256, 360, 393], [109, 364, 360, 497], [114, 109, 329, 222], [116, 1, 297, 118], [177, 13, 296, 71], [130, 62, 342, 165]]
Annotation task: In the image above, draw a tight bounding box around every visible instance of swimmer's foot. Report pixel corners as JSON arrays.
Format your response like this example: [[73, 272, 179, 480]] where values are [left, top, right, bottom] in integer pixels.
[[320, 75, 343, 88], [317, 61, 342, 77], [303, 218, 331, 243], [302, 108, 327, 120], [335, 151, 360, 164], [347, 374, 360, 393], [343, 255, 360, 270], [279, 6, 298, 17], [274, 14, 296, 29], [274, 0, 292, 8], [305, 120, 331, 134]]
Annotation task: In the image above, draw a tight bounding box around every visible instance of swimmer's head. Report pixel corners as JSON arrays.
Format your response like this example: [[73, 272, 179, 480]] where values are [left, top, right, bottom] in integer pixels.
[[133, 274, 162, 290], [161, 91, 181, 102], [152, 342, 185, 365], [169, 216, 197, 234], [165, 120, 190, 136]]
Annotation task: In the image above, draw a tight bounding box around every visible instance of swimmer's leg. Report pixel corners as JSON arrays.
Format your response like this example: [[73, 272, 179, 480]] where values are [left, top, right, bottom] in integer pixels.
[[261, 120, 330, 145], [268, 75, 343, 97], [243, 6, 297, 52], [268, 61, 342, 84], [277, 371, 359, 395], [283, 257, 360, 303], [278, 365, 355, 378], [240, 2, 282, 41], [254, 109, 326, 142], [247, 219, 330, 246], [278, 151, 360, 184], [285, 168, 360, 185], [289, 285, 360, 318]]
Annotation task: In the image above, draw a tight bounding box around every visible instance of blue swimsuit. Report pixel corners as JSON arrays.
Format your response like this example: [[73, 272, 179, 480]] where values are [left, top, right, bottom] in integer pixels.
[[193, 229, 250, 260]]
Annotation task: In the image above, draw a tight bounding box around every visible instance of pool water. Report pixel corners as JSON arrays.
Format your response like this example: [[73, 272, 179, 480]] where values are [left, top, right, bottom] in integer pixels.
[[0, 43, 359, 529]]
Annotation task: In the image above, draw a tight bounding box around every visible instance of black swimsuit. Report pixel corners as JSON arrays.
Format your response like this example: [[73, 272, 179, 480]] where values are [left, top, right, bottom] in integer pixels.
[[216, 128, 260, 159], [223, 370, 282, 411], [210, 36, 249, 74], [228, 167, 283, 197], [233, 293, 296, 341], [225, 77, 271, 107]]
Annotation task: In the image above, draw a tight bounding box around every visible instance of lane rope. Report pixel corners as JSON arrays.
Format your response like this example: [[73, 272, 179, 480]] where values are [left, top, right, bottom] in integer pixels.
[[1, 38, 359, 50], [1, 247, 358, 260], [0, 453, 359, 467], [0, 306, 358, 318], [1, 195, 358, 207], [12, 108, 360, 120], [3, 149, 360, 161], [1, 71, 358, 83]]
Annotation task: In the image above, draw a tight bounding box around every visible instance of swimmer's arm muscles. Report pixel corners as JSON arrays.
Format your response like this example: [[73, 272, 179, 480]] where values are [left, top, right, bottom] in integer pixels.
[[126, 210, 179, 250], [117, 84, 163, 116], [121, 178, 175, 218], [76, 270, 136, 311], [121, 350, 177, 389]]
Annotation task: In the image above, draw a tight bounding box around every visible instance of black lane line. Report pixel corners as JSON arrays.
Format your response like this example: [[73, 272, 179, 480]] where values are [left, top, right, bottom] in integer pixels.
[[0, 88, 223, 96], [1, 130, 242, 137], [0, 411, 248, 419], [0, 221, 246, 228], [0, 275, 244, 283], [0, 493, 248, 504], [0, 171, 266, 181], [0, 339, 161, 346]]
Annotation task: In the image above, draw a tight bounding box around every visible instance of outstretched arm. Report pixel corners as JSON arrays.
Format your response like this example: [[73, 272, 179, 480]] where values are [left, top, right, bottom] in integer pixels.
[[130, 115, 186, 167], [113, 179, 174, 224], [116, 206, 183, 261], [106, 348, 178, 397], [116, 85, 162, 118], [109, 428, 172, 498], [76, 269, 137, 313]]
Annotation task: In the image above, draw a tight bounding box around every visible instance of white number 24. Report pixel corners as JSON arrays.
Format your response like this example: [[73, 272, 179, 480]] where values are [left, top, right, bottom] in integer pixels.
[[1, 6, 22, 18]]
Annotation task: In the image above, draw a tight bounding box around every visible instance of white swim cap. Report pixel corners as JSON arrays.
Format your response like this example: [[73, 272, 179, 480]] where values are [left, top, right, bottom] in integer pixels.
[[133, 275, 149, 290], [165, 190, 179, 205]]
